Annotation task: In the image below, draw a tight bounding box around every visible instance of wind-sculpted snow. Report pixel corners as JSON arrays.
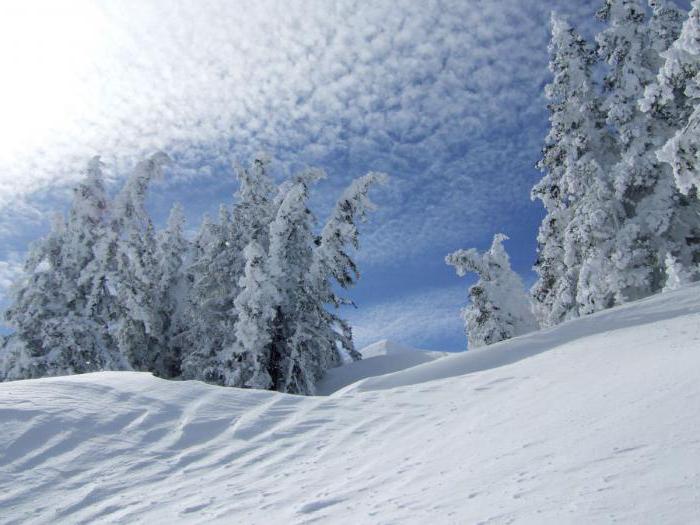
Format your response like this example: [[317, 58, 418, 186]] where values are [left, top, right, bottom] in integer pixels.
[[1, 285, 700, 523]]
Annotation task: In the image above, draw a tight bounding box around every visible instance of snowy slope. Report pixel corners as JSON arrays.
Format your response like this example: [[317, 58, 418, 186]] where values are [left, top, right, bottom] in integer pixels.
[[315, 339, 447, 395], [2, 285, 700, 524]]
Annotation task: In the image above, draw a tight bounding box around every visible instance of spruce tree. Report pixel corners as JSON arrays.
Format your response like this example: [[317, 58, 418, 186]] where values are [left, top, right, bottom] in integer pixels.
[[154, 203, 189, 377], [2, 158, 124, 379], [181, 155, 276, 383], [111, 153, 170, 372], [532, 14, 615, 326], [644, 0, 700, 196], [447, 234, 537, 349], [595, 0, 699, 303]]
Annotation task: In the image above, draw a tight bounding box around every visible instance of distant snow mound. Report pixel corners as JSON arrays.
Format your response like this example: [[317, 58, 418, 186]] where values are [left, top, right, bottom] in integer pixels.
[[359, 339, 431, 358], [315, 340, 448, 395]]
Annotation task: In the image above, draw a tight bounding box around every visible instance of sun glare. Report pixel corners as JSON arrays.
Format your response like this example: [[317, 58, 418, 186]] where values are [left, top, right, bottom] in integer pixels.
[[0, 1, 104, 162]]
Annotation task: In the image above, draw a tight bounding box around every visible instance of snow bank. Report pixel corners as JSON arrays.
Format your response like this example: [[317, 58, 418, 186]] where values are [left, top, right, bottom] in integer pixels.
[[1, 285, 700, 523], [315, 339, 447, 395]]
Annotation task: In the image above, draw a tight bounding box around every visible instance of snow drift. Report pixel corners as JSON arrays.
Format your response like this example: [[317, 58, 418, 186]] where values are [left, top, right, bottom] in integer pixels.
[[1, 285, 700, 523]]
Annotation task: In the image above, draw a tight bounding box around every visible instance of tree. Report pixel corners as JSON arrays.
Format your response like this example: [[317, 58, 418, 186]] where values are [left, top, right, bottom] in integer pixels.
[[181, 155, 277, 383], [644, 0, 700, 195], [2, 158, 124, 379], [532, 13, 615, 326], [307, 172, 388, 369], [222, 170, 385, 395], [446, 234, 537, 349], [224, 241, 279, 389], [595, 0, 699, 303], [264, 170, 325, 394], [111, 153, 170, 372], [153, 203, 189, 377]]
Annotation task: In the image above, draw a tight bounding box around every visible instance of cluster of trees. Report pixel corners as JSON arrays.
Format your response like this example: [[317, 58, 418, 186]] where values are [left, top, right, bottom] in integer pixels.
[[0, 154, 385, 395], [449, 0, 700, 348]]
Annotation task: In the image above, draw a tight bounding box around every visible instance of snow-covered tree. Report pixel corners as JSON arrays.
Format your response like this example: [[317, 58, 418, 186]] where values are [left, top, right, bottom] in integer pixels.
[[307, 172, 388, 369], [153, 203, 189, 377], [111, 153, 170, 372], [225, 240, 279, 389], [532, 13, 615, 326], [181, 155, 276, 382], [264, 170, 325, 394], [2, 158, 124, 379], [222, 169, 385, 395], [644, 0, 700, 195], [594, 0, 700, 303], [447, 234, 537, 349]]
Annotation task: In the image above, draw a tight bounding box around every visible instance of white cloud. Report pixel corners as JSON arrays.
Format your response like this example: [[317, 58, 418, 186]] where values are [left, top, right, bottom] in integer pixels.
[[0, 0, 608, 266], [344, 285, 469, 352]]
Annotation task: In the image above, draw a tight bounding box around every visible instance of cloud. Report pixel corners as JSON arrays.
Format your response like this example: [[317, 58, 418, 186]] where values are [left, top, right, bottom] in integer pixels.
[[0, 0, 609, 260], [0, 0, 687, 320], [343, 285, 469, 352]]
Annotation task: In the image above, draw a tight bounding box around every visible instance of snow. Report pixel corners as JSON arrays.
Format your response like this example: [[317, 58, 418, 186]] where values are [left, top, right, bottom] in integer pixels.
[[2, 285, 700, 523], [315, 340, 447, 395]]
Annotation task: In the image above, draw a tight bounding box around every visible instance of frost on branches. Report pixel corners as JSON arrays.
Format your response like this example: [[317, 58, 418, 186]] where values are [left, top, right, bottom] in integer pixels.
[[0, 155, 386, 396], [446, 234, 537, 349], [644, 0, 700, 196], [531, 1, 700, 327]]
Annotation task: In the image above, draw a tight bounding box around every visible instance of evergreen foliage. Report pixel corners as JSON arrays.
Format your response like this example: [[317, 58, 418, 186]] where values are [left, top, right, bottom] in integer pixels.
[[0, 154, 385, 395], [446, 234, 537, 349]]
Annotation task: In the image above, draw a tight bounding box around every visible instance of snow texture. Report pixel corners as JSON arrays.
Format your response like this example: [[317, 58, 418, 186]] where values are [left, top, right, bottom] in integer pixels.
[[1, 284, 700, 523]]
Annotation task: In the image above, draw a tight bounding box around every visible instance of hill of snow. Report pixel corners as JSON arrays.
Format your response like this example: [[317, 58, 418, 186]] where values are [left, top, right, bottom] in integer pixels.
[[315, 339, 447, 395], [1, 285, 700, 523]]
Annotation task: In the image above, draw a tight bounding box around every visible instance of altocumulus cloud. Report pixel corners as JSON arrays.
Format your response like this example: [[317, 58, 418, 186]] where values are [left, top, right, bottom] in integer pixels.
[[0, 0, 626, 342]]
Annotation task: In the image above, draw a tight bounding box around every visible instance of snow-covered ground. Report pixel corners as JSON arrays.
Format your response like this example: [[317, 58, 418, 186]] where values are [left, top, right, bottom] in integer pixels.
[[1, 285, 700, 524]]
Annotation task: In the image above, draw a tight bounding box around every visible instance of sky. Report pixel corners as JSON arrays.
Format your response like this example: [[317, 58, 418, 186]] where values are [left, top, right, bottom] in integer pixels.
[[0, 0, 690, 351]]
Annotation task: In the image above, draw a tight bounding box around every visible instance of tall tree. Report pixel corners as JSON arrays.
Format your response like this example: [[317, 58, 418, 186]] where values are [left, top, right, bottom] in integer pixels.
[[181, 155, 277, 383], [595, 0, 698, 303], [644, 0, 700, 196], [154, 203, 189, 377], [111, 153, 170, 372], [225, 240, 279, 389], [532, 14, 616, 325]]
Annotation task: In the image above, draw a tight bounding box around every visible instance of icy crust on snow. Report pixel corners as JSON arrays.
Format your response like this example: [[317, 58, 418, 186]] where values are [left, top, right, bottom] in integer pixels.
[[1, 285, 700, 523]]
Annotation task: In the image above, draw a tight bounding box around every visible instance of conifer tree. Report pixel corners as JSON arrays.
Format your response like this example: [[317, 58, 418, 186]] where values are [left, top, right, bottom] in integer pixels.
[[2, 158, 123, 378], [181, 155, 276, 382], [447, 234, 537, 349], [154, 203, 189, 377], [532, 14, 614, 326], [644, 0, 700, 196], [595, 0, 698, 303], [112, 153, 170, 372]]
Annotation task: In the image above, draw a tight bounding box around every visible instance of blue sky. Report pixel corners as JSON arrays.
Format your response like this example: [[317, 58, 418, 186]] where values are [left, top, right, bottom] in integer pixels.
[[0, 0, 690, 351]]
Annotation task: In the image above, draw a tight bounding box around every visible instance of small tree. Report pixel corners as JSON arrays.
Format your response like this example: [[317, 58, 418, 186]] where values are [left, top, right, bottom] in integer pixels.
[[447, 234, 537, 349]]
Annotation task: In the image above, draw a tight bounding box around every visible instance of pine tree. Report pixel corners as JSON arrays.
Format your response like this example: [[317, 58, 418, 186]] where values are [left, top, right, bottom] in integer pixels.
[[154, 203, 189, 377], [308, 172, 388, 369], [181, 155, 276, 382], [111, 153, 170, 372], [644, 0, 700, 196], [2, 158, 124, 379], [532, 14, 615, 326], [446, 234, 537, 349], [265, 170, 325, 394], [594, 0, 699, 303], [226, 240, 279, 389]]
